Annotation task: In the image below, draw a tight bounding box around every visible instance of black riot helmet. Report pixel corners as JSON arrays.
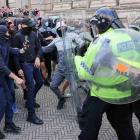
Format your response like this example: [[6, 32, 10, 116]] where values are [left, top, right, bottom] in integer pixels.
[[90, 7, 125, 35]]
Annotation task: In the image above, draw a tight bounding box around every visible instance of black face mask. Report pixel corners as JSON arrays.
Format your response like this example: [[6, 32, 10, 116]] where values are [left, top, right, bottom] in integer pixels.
[[32, 27, 37, 32], [57, 27, 67, 37], [21, 27, 32, 35], [57, 29, 63, 37], [9, 29, 15, 35], [5, 34, 11, 40]]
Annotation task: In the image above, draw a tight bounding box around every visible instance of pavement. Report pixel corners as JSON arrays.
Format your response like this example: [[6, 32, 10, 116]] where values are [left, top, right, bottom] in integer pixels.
[[1, 86, 140, 140]]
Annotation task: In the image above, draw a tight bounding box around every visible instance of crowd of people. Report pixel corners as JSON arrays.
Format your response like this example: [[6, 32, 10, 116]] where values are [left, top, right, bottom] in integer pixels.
[[1, 6, 140, 140], [0, 6, 13, 17], [0, 5, 40, 18]]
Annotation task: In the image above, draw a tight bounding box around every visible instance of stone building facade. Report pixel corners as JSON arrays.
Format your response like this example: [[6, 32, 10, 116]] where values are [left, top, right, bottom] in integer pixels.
[[0, 0, 140, 25], [0, 0, 6, 6]]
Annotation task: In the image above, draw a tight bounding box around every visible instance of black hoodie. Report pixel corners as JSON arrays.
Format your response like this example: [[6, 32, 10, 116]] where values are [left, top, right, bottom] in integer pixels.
[[0, 25, 19, 85]]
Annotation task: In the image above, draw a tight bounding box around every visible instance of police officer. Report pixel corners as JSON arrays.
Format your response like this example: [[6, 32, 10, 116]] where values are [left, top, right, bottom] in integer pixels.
[[0, 25, 24, 139], [74, 7, 137, 140], [13, 18, 43, 125]]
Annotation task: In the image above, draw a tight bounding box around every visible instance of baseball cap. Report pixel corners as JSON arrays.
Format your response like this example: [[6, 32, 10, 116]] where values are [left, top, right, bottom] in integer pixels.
[[22, 18, 36, 27]]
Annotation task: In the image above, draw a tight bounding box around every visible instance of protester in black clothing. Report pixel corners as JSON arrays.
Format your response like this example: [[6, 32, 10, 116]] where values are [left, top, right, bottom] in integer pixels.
[[13, 18, 43, 125], [0, 25, 25, 139], [39, 18, 57, 86], [6, 19, 19, 113], [14, 18, 23, 32]]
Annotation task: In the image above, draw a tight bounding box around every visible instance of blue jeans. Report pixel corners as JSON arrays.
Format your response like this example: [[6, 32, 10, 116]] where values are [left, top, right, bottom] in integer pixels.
[[50, 69, 69, 99], [7, 79, 15, 103], [21, 62, 43, 114]]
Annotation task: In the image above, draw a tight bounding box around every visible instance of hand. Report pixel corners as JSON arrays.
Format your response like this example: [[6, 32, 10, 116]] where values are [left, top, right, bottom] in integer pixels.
[[74, 46, 82, 56], [23, 42, 30, 51], [74, 45, 86, 56], [19, 48, 25, 54], [20, 44, 30, 53], [18, 69, 24, 77], [15, 77, 24, 85], [34, 57, 40, 68], [9, 72, 25, 87], [15, 77, 26, 89], [45, 36, 54, 41]]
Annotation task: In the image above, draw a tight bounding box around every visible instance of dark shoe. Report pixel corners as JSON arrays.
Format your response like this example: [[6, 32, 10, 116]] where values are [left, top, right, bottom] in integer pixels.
[[4, 122, 21, 134], [34, 102, 40, 108], [57, 98, 66, 110], [27, 113, 43, 125], [0, 131, 5, 139], [138, 132, 140, 140]]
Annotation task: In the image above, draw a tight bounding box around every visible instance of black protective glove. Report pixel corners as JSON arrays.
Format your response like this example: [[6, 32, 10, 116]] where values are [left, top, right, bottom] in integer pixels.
[[75, 43, 87, 56], [75, 37, 98, 56]]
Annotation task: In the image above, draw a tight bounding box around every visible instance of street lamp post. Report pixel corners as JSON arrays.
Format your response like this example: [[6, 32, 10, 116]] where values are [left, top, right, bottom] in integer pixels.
[[116, 0, 120, 6], [6, 0, 9, 7]]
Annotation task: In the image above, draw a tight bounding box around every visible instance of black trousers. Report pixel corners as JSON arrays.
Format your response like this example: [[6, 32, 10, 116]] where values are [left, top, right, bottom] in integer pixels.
[[131, 100, 140, 122], [78, 95, 136, 140]]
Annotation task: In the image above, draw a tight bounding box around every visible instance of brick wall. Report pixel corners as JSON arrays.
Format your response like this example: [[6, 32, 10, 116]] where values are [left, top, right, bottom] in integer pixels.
[[0, 0, 6, 7], [3, 0, 29, 8]]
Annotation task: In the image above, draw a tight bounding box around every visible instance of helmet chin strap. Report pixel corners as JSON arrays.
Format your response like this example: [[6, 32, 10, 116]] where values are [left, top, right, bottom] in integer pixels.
[[111, 19, 125, 29], [91, 25, 98, 38]]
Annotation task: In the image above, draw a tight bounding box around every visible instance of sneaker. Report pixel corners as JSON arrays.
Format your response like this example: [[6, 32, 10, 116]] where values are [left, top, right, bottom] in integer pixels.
[[57, 98, 66, 110], [63, 93, 72, 98], [27, 113, 43, 125], [4, 122, 21, 134], [138, 132, 140, 140], [0, 131, 5, 139]]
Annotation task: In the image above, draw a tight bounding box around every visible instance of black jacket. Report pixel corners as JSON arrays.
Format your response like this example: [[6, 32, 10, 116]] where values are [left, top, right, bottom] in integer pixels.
[[13, 31, 41, 71]]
